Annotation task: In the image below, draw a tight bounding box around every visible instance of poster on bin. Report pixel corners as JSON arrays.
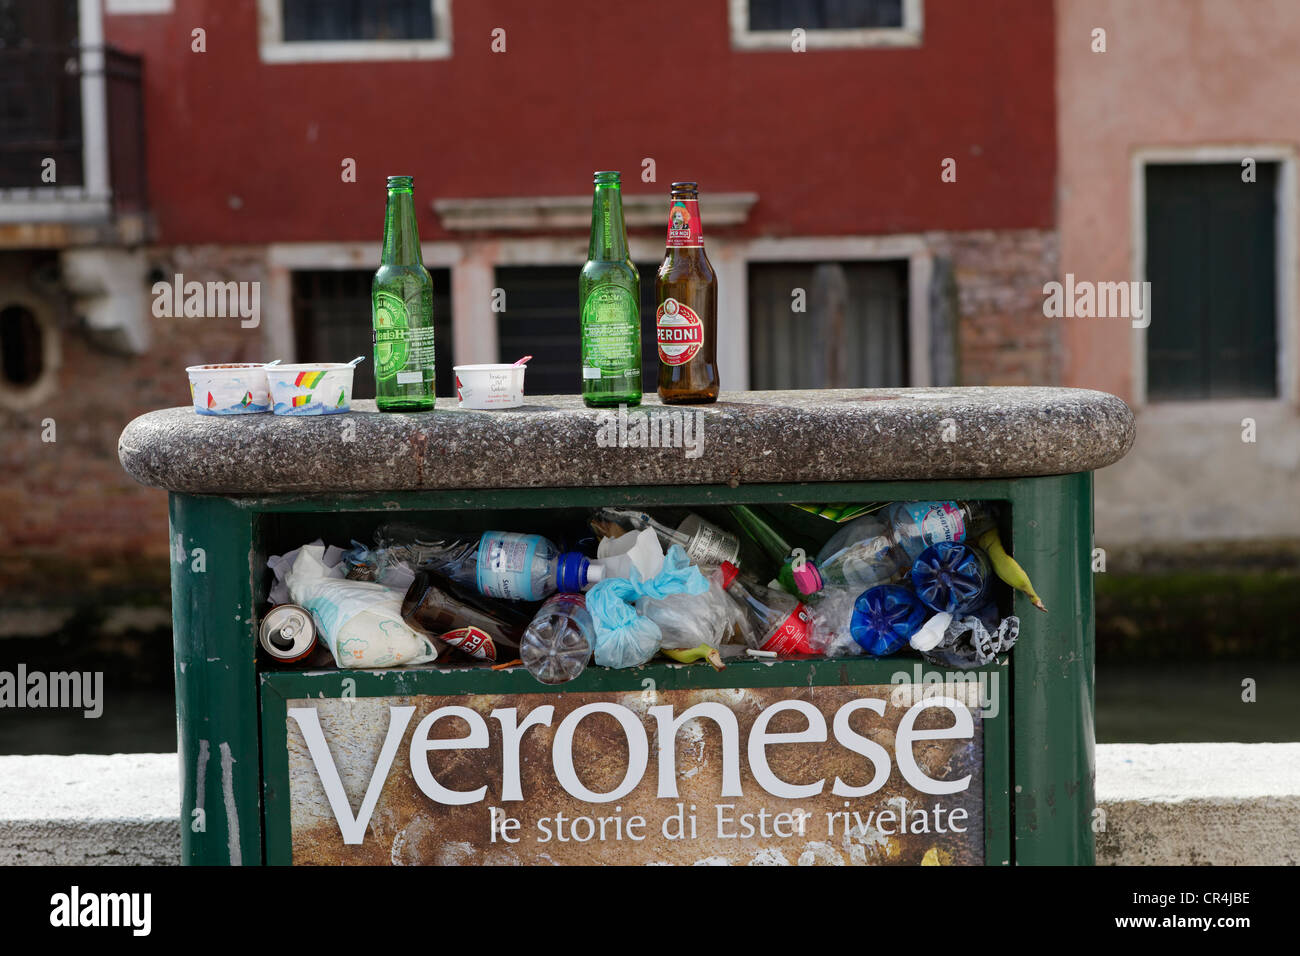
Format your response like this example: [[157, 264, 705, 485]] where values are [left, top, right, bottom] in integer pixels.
[[284, 683, 985, 865]]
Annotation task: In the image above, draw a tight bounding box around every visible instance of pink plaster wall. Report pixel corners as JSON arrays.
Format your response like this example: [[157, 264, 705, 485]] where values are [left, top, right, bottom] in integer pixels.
[[1057, 0, 1300, 402]]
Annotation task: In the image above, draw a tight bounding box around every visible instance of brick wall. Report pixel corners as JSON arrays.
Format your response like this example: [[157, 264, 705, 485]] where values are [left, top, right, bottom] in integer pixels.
[[1, 246, 271, 607], [928, 229, 1061, 386]]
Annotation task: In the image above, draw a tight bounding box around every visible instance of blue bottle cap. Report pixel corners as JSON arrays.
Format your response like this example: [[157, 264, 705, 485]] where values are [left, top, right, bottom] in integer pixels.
[[556, 553, 589, 593]]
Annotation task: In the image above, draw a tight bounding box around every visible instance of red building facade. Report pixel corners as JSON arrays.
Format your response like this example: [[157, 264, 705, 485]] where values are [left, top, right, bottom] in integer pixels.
[[1, 0, 1058, 614]]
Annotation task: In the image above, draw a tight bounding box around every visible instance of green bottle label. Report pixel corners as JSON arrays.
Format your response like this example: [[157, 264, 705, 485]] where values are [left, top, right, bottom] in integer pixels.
[[373, 291, 410, 381], [581, 285, 640, 379]]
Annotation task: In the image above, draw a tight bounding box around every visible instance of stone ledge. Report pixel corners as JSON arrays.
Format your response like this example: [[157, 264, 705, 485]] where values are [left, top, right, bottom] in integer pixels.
[[431, 192, 759, 231], [2, 743, 1293, 865], [118, 387, 1136, 495]]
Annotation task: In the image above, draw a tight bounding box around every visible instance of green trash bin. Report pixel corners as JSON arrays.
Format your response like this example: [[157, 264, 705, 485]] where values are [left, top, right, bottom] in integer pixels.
[[118, 387, 1134, 866]]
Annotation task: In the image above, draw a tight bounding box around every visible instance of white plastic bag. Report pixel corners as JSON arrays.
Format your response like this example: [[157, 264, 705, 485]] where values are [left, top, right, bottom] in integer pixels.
[[286, 545, 439, 669], [636, 576, 732, 650]]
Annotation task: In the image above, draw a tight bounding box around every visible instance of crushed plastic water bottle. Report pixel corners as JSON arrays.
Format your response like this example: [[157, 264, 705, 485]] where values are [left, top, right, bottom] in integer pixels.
[[520, 594, 595, 684], [849, 584, 928, 657], [910, 542, 992, 615], [816, 501, 998, 590]]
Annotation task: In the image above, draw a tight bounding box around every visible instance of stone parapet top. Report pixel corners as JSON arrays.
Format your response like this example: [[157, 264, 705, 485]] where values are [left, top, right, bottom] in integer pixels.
[[118, 387, 1135, 495]]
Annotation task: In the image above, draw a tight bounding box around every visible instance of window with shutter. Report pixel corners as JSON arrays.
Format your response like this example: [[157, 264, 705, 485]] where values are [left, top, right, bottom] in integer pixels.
[[748, 260, 909, 389], [1145, 163, 1278, 401]]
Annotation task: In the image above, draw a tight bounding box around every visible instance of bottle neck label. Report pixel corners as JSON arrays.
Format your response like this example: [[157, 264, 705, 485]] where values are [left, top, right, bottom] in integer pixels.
[[656, 297, 705, 366], [665, 198, 703, 248]]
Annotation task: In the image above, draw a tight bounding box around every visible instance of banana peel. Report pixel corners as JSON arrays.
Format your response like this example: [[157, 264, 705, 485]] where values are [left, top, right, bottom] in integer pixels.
[[661, 644, 725, 671], [977, 528, 1047, 613]]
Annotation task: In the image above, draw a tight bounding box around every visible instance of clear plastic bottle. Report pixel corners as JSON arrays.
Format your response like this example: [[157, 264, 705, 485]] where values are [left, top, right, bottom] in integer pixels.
[[882, 501, 994, 562], [815, 501, 995, 589], [520, 593, 594, 684], [718, 562, 815, 657], [367, 524, 603, 601]]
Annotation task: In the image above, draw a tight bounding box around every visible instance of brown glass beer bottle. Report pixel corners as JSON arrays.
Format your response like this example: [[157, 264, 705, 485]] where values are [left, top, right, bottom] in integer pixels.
[[655, 182, 719, 403]]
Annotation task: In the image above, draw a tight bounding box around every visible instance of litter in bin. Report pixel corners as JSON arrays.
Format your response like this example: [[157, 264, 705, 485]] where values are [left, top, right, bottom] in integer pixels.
[[257, 498, 1036, 677], [401, 571, 530, 663], [910, 542, 993, 615], [346, 525, 605, 601], [285, 544, 439, 668]]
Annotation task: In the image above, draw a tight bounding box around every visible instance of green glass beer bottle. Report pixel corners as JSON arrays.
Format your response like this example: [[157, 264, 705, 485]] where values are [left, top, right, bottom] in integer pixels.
[[579, 171, 641, 407], [372, 175, 435, 412]]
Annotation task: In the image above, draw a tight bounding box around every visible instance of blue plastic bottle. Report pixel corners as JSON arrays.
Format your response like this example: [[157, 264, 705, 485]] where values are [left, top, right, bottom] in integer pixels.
[[849, 585, 929, 656], [910, 542, 992, 615]]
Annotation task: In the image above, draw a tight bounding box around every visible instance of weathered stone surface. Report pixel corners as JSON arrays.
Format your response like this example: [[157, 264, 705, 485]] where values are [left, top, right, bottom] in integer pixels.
[[118, 388, 1135, 495]]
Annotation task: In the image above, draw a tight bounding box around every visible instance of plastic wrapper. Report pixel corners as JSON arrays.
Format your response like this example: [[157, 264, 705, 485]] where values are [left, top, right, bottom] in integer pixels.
[[267, 539, 349, 605], [286, 544, 439, 669], [806, 587, 866, 658], [636, 574, 732, 650], [916, 603, 1019, 670]]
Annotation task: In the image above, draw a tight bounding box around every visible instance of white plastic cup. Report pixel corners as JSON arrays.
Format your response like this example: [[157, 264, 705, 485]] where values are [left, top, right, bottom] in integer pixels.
[[186, 363, 271, 415], [266, 363, 356, 415], [454, 363, 525, 409]]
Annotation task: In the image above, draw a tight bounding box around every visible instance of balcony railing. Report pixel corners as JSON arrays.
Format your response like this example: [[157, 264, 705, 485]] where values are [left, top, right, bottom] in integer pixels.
[[0, 44, 147, 216]]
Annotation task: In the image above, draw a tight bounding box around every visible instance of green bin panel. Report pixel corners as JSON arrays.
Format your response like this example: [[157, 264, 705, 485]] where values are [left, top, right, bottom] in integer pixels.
[[168, 473, 1093, 865]]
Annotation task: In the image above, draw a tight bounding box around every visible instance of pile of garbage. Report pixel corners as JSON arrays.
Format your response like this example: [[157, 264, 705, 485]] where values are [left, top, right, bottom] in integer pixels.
[[260, 501, 1043, 684]]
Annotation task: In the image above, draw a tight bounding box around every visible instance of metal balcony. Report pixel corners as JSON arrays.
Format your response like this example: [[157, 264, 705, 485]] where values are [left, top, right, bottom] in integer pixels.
[[0, 43, 148, 229]]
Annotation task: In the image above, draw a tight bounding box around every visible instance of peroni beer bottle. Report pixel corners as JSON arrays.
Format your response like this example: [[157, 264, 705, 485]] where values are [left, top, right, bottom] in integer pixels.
[[656, 182, 719, 403]]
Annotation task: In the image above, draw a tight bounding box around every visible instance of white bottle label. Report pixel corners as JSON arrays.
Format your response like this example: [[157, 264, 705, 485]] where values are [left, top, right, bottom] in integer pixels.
[[476, 532, 542, 601]]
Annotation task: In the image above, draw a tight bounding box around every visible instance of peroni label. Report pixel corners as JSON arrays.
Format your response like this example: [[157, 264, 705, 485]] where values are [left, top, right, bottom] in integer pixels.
[[656, 297, 704, 366]]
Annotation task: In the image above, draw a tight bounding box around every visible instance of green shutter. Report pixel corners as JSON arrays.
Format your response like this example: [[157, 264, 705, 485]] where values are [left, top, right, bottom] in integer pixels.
[[1146, 163, 1277, 400]]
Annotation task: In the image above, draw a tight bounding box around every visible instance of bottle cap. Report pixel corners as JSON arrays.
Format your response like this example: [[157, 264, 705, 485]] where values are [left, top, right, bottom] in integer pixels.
[[557, 553, 589, 593], [720, 561, 739, 590]]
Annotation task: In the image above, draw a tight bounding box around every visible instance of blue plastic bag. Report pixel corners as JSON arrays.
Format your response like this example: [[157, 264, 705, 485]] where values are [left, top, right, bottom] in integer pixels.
[[586, 545, 708, 668]]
